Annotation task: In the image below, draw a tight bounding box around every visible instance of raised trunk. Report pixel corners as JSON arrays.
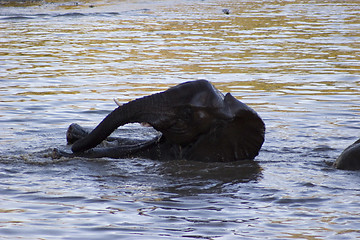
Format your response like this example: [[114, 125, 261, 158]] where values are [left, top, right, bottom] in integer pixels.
[[71, 92, 172, 153]]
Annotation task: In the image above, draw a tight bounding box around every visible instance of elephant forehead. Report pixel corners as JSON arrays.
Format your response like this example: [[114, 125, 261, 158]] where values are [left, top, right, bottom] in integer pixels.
[[188, 88, 224, 108], [166, 80, 225, 108]]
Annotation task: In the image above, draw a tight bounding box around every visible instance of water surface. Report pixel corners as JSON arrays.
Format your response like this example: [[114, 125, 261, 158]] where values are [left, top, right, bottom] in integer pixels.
[[1, 0, 360, 239]]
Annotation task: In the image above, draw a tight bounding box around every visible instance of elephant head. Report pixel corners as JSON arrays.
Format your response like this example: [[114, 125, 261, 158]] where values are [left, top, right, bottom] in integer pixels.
[[71, 80, 265, 162]]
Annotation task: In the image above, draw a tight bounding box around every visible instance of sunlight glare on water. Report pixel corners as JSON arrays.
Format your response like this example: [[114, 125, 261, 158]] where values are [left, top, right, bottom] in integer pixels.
[[0, 0, 359, 239]]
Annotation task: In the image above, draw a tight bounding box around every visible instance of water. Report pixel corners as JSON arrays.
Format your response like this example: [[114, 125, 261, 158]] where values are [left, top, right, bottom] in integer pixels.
[[1, 0, 360, 239]]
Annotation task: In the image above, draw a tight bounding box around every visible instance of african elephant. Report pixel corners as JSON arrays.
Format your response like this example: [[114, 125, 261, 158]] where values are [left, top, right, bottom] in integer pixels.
[[61, 80, 265, 162], [334, 139, 360, 170]]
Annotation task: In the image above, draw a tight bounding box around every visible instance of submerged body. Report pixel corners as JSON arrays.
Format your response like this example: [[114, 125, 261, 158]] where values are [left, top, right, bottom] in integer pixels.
[[334, 139, 360, 170], [63, 80, 265, 162]]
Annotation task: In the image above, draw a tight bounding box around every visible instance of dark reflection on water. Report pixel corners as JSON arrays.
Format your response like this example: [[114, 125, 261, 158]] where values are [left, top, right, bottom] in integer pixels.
[[153, 160, 262, 198], [1, 0, 360, 239]]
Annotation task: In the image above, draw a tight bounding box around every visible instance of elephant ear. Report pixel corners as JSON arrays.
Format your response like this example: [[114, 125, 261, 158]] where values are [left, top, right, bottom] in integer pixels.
[[185, 93, 265, 162], [223, 93, 265, 159]]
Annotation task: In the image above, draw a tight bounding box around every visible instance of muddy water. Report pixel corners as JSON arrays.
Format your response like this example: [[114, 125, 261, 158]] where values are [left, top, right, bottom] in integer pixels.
[[1, 0, 360, 239]]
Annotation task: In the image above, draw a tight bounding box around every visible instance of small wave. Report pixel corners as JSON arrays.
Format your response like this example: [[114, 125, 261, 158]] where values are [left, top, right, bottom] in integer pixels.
[[54, 12, 86, 18], [0, 12, 121, 21], [275, 197, 329, 205], [0, 8, 156, 21], [0, 15, 34, 20], [0, 148, 74, 166]]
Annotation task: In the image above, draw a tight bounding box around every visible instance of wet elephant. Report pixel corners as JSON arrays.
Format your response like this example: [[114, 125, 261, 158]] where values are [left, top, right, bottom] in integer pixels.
[[334, 139, 360, 170], [62, 80, 265, 162]]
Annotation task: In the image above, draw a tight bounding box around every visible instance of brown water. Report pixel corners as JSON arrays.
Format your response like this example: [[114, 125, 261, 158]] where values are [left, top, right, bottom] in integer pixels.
[[1, 0, 360, 239]]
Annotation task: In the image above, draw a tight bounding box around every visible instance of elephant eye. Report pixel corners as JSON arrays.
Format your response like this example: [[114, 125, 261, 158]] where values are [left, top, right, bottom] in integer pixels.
[[176, 106, 193, 123], [170, 107, 193, 132]]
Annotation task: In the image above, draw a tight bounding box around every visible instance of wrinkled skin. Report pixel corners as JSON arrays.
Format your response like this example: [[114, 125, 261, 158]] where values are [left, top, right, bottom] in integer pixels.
[[61, 80, 265, 162], [334, 139, 360, 170]]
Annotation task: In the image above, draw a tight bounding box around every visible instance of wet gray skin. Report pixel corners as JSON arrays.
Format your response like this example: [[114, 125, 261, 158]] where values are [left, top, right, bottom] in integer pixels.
[[63, 80, 265, 162], [334, 139, 360, 170]]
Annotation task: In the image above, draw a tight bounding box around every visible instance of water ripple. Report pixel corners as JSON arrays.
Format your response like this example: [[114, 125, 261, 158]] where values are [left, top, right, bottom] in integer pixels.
[[0, 0, 359, 239]]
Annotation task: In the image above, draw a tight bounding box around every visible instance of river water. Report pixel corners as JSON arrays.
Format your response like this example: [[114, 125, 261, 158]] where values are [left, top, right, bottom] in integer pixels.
[[1, 0, 359, 239]]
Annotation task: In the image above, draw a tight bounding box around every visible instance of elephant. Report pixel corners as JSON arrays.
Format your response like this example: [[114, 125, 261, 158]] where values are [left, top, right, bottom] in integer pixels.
[[334, 139, 360, 170], [59, 80, 265, 162]]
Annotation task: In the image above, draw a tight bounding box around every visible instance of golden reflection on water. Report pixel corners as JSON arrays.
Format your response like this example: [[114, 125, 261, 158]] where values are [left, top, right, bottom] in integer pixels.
[[1, 0, 359, 84], [0, 0, 359, 110]]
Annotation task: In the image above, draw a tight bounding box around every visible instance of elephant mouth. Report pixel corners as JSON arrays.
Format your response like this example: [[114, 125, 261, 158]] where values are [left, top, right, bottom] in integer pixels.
[[140, 122, 152, 127]]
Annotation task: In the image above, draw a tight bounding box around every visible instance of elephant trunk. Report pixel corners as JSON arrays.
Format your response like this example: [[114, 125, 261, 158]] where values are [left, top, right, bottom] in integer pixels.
[[71, 92, 172, 153]]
